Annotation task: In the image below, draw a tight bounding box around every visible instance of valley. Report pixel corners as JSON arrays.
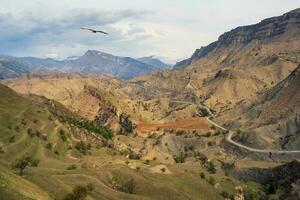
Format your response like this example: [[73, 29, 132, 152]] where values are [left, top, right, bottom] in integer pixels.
[[0, 7, 300, 200]]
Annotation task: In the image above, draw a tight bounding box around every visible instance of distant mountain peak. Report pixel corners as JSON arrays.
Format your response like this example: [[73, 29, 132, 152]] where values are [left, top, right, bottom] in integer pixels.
[[137, 56, 171, 70]]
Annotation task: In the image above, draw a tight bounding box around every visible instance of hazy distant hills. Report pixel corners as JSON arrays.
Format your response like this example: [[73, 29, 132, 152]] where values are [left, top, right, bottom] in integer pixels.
[[137, 56, 171, 70], [0, 50, 171, 79]]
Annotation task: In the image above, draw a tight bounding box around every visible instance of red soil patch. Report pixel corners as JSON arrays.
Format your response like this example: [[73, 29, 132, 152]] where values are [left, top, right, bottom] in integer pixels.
[[136, 118, 209, 133]]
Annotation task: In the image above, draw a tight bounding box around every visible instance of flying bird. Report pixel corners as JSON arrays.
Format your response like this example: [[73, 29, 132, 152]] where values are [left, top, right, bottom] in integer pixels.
[[81, 28, 108, 35]]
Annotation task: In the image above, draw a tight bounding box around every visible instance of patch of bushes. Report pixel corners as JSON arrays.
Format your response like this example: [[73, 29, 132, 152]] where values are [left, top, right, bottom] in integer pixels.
[[59, 129, 68, 142], [173, 152, 185, 163], [30, 159, 40, 167], [108, 173, 135, 194], [67, 164, 77, 170], [46, 142, 53, 150], [221, 190, 234, 199], [200, 172, 206, 179], [14, 126, 20, 132], [58, 116, 113, 139], [199, 107, 210, 117], [9, 135, 16, 143], [11, 156, 40, 175], [27, 128, 35, 137], [75, 141, 91, 155], [208, 176, 216, 185], [63, 185, 88, 200]]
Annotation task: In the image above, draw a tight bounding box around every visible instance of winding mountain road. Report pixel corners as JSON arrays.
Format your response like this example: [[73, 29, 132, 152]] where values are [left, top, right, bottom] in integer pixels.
[[206, 117, 300, 154], [169, 99, 300, 154]]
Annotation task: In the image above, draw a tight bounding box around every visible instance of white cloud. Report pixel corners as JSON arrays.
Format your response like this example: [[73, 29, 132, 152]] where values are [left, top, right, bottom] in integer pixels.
[[0, 0, 299, 63]]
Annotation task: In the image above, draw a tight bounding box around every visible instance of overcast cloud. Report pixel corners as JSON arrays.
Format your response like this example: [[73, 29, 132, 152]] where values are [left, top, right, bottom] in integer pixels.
[[0, 0, 299, 63]]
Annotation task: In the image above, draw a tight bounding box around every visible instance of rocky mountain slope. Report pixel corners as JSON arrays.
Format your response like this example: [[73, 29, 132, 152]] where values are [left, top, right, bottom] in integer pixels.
[[0, 51, 170, 79], [174, 8, 300, 69], [132, 8, 300, 113], [217, 64, 300, 150]]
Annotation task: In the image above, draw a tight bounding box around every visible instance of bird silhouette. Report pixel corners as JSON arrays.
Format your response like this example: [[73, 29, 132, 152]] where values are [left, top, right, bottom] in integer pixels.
[[81, 28, 108, 35]]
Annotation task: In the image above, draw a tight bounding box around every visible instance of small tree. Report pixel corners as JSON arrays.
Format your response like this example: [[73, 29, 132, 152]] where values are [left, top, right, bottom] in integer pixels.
[[11, 156, 32, 175]]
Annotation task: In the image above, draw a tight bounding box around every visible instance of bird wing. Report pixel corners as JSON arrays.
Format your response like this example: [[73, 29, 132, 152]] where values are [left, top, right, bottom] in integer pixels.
[[81, 27, 95, 32], [95, 30, 108, 35], [81, 28, 108, 34]]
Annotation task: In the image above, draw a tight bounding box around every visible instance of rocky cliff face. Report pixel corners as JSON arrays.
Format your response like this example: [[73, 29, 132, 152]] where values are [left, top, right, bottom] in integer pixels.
[[174, 8, 300, 69]]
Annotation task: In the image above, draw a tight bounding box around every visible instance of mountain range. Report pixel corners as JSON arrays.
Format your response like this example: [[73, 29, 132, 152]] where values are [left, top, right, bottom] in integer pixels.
[[0, 50, 171, 79], [0, 8, 300, 200]]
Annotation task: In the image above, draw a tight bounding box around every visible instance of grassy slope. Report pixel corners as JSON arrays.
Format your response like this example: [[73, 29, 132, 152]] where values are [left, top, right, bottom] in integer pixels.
[[0, 84, 259, 200], [0, 85, 227, 200]]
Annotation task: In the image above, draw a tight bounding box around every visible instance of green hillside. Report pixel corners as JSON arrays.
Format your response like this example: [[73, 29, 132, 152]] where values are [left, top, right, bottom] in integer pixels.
[[0, 84, 233, 200]]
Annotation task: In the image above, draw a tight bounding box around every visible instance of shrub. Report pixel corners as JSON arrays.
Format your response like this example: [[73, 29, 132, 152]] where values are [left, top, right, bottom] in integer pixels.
[[245, 187, 259, 200], [86, 183, 95, 192], [35, 130, 41, 137], [31, 159, 40, 167], [27, 128, 34, 137], [199, 108, 210, 117], [208, 176, 216, 185], [221, 190, 234, 199], [173, 152, 185, 163], [63, 185, 88, 200], [75, 141, 90, 155], [143, 160, 150, 165], [200, 172, 205, 179], [46, 143, 53, 150], [9, 135, 16, 143], [67, 164, 77, 170], [109, 173, 135, 194], [14, 126, 20, 132], [205, 132, 212, 137], [59, 129, 68, 142], [206, 161, 217, 174]]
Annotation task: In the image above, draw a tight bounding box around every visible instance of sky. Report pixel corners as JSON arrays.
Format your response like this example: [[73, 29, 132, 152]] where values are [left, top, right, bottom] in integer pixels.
[[0, 0, 299, 63]]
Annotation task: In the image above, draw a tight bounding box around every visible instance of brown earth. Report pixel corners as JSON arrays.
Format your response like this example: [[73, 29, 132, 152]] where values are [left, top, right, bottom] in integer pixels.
[[135, 117, 210, 134]]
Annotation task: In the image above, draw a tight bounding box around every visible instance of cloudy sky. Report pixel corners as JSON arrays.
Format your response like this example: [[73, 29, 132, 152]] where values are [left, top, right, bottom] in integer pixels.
[[0, 0, 299, 63]]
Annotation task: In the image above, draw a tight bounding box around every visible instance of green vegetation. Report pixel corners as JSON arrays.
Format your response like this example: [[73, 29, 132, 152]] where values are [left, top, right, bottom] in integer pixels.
[[59, 129, 68, 142], [67, 164, 77, 170], [58, 116, 113, 139], [108, 173, 135, 194], [221, 190, 234, 199], [200, 172, 206, 179], [46, 142, 53, 150], [75, 141, 91, 155], [199, 107, 210, 117], [208, 176, 216, 185], [63, 185, 88, 200], [11, 156, 39, 175], [205, 161, 217, 174], [173, 152, 185, 163]]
